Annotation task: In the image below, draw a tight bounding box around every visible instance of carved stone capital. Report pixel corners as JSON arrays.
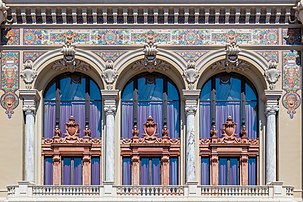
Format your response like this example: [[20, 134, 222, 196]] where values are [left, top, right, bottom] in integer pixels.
[[185, 105, 197, 116], [265, 105, 279, 116], [104, 105, 117, 116], [21, 60, 37, 90], [19, 89, 40, 116], [264, 60, 280, 90]]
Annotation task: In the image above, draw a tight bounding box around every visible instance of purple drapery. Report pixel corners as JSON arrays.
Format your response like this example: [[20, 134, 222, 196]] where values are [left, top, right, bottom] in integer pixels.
[[60, 102, 86, 137], [216, 102, 241, 137], [201, 158, 210, 185], [229, 158, 238, 185], [44, 157, 53, 185], [169, 157, 178, 185], [91, 157, 100, 185], [90, 101, 101, 138], [121, 102, 134, 139], [219, 158, 239, 185], [73, 157, 82, 185], [167, 101, 179, 138], [152, 158, 160, 185], [44, 101, 56, 138], [219, 158, 227, 185], [140, 158, 149, 185], [200, 101, 211, 138], [62, 157, 71, 185], [246, 102, 257, 139], [122, 157, 131, 185], [248, 158, 257, 185], [138, 102, 163, 137]]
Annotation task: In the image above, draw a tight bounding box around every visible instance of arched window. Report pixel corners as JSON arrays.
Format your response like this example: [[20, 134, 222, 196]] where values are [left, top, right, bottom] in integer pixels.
[[121, 73, 180, 138], [44, 73, 102, 138], [43, 73, 102, 185], [199, 73, 258, 186], [200, 73, 258, 139], [120, 73, 180, 186]]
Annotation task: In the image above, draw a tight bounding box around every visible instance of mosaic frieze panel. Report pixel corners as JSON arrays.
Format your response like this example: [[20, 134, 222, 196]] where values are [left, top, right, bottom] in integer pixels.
[[23, 51, 47, 63], [255, 51, 279, 63], [23, 29, 279, 46], [93, 50, 127, 62], [282, 51, 301, 119], [174, 50, 208, 62], [282, 28, 302, 45], [1, 29, 20, 45], [0, 52, 20, 118]]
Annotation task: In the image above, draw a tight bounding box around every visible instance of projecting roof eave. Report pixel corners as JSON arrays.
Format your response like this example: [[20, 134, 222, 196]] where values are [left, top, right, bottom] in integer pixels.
[[5, 0, 298, 6]]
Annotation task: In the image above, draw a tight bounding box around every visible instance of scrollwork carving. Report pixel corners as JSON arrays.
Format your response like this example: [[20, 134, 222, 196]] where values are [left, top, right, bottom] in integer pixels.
[[264, 60, 280, 90], [21, 60, 37, 89], [293, 0, 303, 23], [0, 0, 12, 24], [183, 61, 199, 90], [102, 60, 118, 90], [143, 30, 158, 66]]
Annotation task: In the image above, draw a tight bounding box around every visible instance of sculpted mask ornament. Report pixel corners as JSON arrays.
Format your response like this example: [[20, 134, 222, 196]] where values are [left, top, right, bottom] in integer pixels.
[[282, 92, 301, 119], [102, 60, 118, 90], [143, 30, 158, 66], [264, 60, 280, 90], [0, 92, 19, 119], [225, 42, 240, 67], [21, 60, 37, 89], [61, 42, 76, 65], [0, 0, 12, 24], [293, 0, 303, 23], [183, 61, 199, 90]]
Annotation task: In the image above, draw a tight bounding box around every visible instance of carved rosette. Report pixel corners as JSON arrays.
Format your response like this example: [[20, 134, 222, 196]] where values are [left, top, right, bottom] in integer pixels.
[[264, 60, 280, 90], [102, 60, 118, 90]]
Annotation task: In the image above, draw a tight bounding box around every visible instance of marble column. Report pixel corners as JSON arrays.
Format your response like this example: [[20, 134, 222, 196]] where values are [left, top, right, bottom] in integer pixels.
[[265, 104, 278, 183], [185, 105, 197, 183], [104, 105, 116, 182], [264, 90, 282, 184], [101, 90, 119, 184], [183, 89, 200, 184], [19, 89, 40, 183]]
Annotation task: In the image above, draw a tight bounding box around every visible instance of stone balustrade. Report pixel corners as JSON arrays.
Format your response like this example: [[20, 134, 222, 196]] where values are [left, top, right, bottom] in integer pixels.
[[5, 182, 296, 202], [115, 185, 184, 196]]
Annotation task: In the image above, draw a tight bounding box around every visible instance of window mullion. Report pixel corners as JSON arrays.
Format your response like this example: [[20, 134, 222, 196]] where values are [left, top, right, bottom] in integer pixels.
[[85, 78, 90, 128], [163, 79, 168, 129], [55, 80, 60, 130], [133, 80, 138, 127], [241, 80, 246, 130], [211, 78, 216, 129]]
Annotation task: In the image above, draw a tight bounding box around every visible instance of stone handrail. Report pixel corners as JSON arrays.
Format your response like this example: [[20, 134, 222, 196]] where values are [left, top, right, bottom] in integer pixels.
[[32, 185, 101, 196], [199, 185, 270, 197], [115, 185, 184, 196]]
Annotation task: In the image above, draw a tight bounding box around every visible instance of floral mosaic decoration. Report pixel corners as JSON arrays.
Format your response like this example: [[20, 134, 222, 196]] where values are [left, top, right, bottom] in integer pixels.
[[0, 52, 20, 118]]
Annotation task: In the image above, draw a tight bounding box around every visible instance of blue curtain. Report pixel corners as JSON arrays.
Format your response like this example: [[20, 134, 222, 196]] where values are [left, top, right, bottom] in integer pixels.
[[219, 158, 239, 185], [140, 158, 149, 185], [201, 158, 210, 185], [73, 157, 82, 185], [44, 157, 53, 185], [200, 101, 211, 138], [62, 157, 71, 185], [169, 157, 178, 185], [122, 157, 131, 185], [248, 157, 257, 185], [91, 157, 100, 185], [140, 157, 160, 185]]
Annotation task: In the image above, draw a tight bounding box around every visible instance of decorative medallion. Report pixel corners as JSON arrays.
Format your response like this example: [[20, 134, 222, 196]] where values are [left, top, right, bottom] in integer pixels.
[[0, 92, 19, 119], [282, 92, 301, 119]]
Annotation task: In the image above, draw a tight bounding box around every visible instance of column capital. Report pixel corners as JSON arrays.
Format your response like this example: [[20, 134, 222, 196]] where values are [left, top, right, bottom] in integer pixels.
[[182, 89, 201, 101], [185, 105, 197, 116], [263, 89, 283, 104], [266, 104, 279, 116], [101, 89, 119, 101], [19, 89, 40, 115], [104, 105, 117, 116]]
